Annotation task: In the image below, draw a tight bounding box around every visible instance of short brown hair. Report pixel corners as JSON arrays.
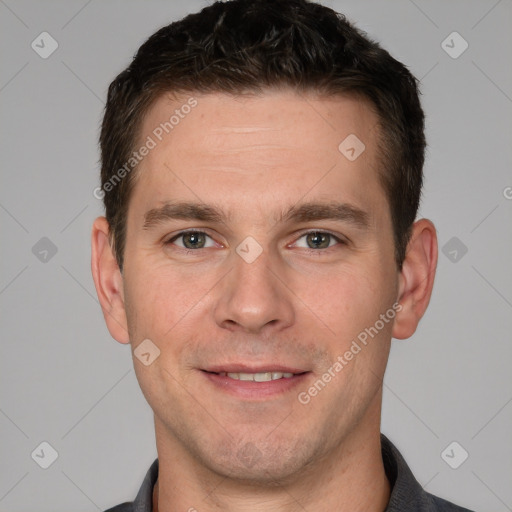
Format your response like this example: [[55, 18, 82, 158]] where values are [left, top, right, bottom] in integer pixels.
[[100, 0, 425, 270]]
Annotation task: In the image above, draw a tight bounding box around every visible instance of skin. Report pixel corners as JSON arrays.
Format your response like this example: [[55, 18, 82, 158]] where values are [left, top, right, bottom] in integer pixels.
[[92, 90, 437, 512]]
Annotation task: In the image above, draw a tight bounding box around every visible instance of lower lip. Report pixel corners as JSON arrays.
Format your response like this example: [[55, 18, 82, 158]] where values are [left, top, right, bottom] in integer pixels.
[[201, 371, 310, 400]]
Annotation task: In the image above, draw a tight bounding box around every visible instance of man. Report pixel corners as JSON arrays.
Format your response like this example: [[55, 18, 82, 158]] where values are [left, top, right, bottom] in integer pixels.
[[91, 0, 474, 510]]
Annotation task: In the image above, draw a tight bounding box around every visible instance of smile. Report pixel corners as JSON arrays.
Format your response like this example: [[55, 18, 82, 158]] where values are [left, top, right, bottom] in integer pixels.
[[217, 371, 294, 381], [201, 368, 310, 400]]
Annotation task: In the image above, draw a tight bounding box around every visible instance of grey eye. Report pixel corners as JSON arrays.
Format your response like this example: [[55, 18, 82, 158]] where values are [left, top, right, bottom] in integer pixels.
[[168, 231, 215, 249]]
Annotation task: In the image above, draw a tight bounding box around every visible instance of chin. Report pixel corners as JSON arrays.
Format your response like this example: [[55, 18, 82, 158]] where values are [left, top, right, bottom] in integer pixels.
[[200, 436, 319, 485]]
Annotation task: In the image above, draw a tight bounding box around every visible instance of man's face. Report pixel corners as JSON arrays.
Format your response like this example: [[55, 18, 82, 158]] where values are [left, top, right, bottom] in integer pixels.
[[121, 90, 399, 481]]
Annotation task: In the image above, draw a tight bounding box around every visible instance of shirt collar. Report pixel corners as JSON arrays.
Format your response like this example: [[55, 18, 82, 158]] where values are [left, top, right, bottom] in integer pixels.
[[131, 458, 158, 512], [381, 433, 432, 511]]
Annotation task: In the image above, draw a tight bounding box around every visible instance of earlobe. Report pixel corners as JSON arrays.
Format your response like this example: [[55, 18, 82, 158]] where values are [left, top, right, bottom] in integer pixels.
[[91, 217, 130, 344], [392, 219, 438, 340]]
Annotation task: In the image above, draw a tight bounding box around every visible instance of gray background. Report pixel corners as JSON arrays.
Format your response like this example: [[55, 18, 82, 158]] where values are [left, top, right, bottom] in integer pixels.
[[1, 0, 511, 510]]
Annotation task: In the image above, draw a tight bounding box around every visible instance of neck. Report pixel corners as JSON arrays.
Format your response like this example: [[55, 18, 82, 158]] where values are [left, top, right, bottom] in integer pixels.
[[153, 408, 390, 512]]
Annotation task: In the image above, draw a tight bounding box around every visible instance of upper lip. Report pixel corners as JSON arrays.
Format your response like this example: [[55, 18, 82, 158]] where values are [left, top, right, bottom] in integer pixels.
[[203, 364, 308, 374]]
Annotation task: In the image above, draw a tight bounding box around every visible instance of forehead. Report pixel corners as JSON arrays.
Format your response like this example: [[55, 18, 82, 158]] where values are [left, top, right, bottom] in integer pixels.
[[131, 89, 386, 220], [139, 89, 379, 151]]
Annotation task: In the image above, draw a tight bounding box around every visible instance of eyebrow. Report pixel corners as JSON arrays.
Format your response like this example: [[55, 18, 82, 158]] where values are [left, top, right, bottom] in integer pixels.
[[143, 200, 370, 230], [282, 202, 370, 229], [143, 202, 224, 229]]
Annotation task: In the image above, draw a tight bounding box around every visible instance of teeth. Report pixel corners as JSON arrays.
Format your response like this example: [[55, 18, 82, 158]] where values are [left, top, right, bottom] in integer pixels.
[[254, 372, 272, 382], [223, 372, 295, 381]]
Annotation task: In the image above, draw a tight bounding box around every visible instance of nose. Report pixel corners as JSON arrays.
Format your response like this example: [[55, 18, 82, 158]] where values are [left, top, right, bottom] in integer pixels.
[[213, 244, 295, 335]]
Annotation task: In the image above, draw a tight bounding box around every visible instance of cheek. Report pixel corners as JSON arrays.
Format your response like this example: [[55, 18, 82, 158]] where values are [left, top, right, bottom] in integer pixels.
[[123, 260, 167, 345], [123, 260, 218, 351], [124, 267, 203, 403], [299, 263, 393, 346]]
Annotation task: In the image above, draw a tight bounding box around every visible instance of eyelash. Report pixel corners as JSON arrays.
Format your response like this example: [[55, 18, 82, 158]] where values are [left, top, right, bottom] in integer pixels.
[[164, 229, 346, 252], [294, 230, 347, 252], [165, 229, 218, 251]]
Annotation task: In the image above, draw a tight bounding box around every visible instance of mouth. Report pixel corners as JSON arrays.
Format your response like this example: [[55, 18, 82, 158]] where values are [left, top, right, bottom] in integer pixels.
[[200, 366, 310, 399], [215, 371, 295, 381]]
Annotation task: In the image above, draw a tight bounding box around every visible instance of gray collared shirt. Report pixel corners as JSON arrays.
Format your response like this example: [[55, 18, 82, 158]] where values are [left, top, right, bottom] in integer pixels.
[[104, 435, 475, 511]]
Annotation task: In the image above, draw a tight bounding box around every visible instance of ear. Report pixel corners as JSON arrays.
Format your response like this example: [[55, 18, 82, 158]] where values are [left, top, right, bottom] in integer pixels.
[[392, 219, 438, 340], [91, 216, 130, 344]]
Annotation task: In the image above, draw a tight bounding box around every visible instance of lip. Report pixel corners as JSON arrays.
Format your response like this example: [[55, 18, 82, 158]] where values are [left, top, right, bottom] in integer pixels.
[[204, 364, 307, 374], [200, 367, 311, 400]]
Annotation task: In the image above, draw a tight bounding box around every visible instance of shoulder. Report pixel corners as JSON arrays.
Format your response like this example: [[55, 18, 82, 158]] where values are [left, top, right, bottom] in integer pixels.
[[103, 503, 133, 512], [427, 493, 475, 512], [381, 434, 476, 512], [103, 458, 159, 512]]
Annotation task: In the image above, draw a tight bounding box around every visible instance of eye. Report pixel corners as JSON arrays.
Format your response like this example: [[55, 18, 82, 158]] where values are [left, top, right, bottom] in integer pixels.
[[166, 230, 216, 250], [293, 231, 344, 250]]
